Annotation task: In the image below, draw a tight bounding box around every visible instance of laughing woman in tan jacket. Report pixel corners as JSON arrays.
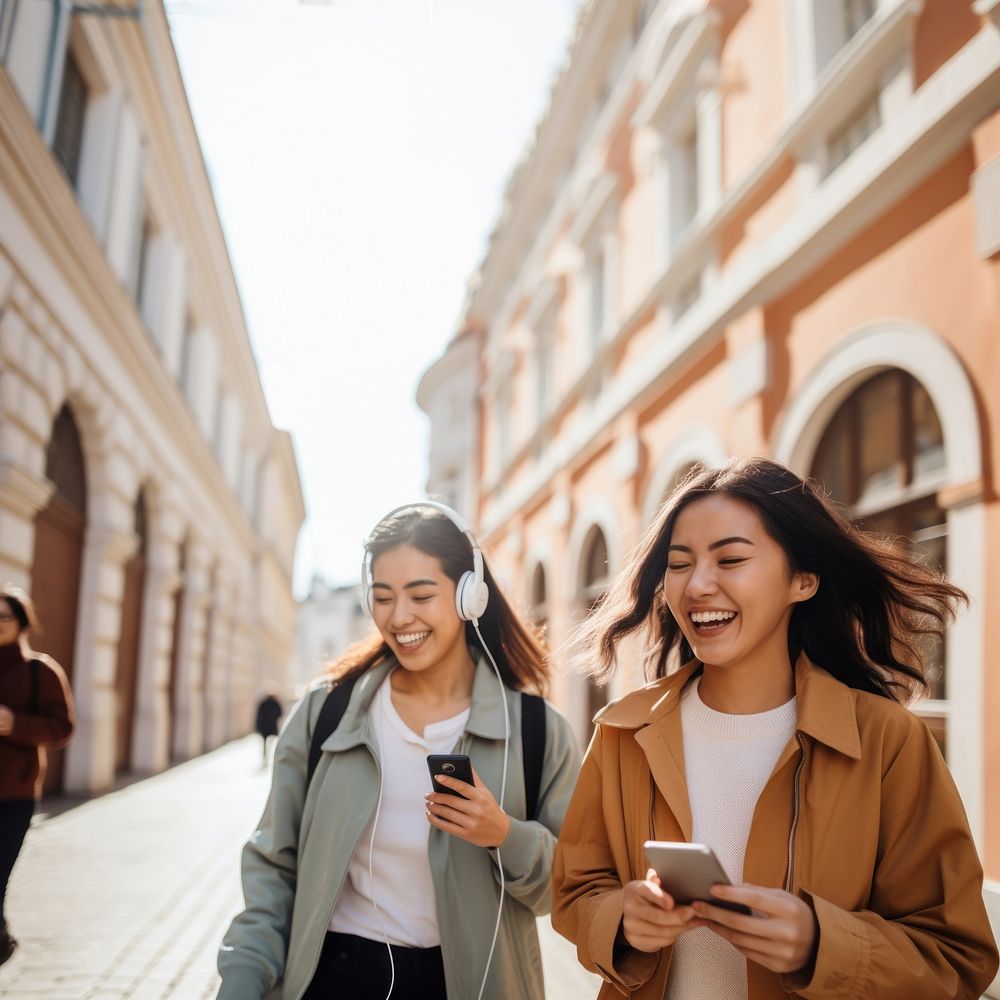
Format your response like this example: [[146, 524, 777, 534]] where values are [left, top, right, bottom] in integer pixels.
[[552, 458, 998, 1000]]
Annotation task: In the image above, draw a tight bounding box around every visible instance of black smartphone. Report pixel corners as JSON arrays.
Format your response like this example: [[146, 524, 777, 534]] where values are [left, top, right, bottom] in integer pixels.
[[426, 754, 474, 797], [643, 840, 752, 915]]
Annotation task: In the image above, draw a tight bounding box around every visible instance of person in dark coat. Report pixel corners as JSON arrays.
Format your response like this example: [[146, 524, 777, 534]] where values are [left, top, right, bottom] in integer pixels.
[[254, 694, 282, 763], [0, 583, 75, 967]]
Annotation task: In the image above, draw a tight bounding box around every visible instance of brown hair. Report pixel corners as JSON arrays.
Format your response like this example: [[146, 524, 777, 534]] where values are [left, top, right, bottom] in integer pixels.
[[579, 457, 966, 702], [325, 508, 550, 695]]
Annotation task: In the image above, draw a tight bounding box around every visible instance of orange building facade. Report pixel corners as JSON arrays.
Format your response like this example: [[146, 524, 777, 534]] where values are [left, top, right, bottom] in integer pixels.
[[419, 0, 1000, 972]]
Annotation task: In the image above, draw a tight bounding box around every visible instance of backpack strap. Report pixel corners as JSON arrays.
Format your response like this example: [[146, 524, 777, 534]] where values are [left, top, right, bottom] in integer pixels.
[[520, 692, 546, 823], [306, 676, 548, 822], [307, 674, 360, 786], [27, 658, 42, 714]]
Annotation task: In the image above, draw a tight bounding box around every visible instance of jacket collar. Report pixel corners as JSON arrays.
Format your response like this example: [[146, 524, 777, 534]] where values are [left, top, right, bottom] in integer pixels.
[[595, 653, 862, 760], [320, 647, 508, 753]]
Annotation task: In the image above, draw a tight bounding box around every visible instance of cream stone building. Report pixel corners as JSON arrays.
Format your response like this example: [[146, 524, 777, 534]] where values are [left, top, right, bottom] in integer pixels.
[[0, 0, 305, 794], [293, 577, 370, 694], [421, 0, 1000, 977]]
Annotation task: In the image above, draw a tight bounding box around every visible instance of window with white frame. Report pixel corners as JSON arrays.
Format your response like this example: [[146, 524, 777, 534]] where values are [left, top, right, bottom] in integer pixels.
[[579, 526, 611, 726], [52, 52, 88, 186], [826, 93, 881, 175], [131, 213, 153, 310], [844, 0, 876, 44], [535, 328, 554, 423], [178, 313, 195, 399], [494, 376, 513, 475], [810, 369, 949, 757], [588, 247, 606, 350], [813, 0, 879, 76], [668, 114, 700, 246], [530, 562, 548, 630]]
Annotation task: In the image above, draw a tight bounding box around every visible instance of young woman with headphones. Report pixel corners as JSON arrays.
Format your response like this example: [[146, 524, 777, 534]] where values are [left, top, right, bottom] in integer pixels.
[[218, 502, 581, 1000]]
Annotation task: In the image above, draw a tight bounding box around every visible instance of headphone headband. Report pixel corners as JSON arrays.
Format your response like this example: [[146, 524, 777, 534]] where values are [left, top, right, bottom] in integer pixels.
[[361, 500, 489, 624]]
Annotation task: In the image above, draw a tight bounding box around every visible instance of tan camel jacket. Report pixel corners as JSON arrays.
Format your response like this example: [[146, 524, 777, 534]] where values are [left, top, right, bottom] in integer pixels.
[[552, 656, 998, 999]]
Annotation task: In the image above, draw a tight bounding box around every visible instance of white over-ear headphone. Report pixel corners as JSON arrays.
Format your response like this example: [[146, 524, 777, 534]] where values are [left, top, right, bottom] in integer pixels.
[[361, 500, 490, 624], [361, 499, 510, 1000]]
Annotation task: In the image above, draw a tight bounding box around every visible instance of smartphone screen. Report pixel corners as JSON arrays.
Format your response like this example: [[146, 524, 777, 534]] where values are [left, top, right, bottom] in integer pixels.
[[426, 753, 474, 797], [643, 841, 752, 915]]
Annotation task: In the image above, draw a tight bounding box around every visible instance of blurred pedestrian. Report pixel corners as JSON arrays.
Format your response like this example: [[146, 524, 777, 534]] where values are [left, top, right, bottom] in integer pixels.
[[552, 458, 998, 1000], [218, 502, 580, 1000], [0, 583, 74, 967], [254, 693, 282, 764]]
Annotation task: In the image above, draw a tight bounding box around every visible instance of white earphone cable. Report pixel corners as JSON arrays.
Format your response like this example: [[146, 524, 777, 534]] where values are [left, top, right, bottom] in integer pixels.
[[472, 620, 511, 1000], [368, 757, 396, 1000]]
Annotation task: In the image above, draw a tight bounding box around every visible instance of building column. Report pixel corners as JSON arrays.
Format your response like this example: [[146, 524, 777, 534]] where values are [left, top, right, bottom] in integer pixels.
[[202, 565, 233, 751], [170, 539, 211, 761], [226, 601, 255, 740], [131, 504, 184, 773], [64, 517, 138, 793], [0, 459, 53, 586]]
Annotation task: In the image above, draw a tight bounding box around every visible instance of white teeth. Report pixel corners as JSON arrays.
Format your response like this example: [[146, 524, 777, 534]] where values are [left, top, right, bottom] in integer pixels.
[[690, 611, 737, 624], [396, 631, 430, 645]]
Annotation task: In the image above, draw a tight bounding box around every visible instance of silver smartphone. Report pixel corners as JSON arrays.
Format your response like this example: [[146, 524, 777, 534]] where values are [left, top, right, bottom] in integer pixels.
[[643, 841, 752, 915]]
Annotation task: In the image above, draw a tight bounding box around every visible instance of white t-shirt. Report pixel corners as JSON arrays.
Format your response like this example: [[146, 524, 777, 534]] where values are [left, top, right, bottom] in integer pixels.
[[328, 676, 470, 947], [665, 679, 797, 1000]]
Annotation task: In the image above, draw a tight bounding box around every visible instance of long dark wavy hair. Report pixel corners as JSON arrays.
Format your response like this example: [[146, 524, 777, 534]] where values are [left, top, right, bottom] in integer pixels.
[[580, 457, 966, 702], [326, 507, 550, 695]]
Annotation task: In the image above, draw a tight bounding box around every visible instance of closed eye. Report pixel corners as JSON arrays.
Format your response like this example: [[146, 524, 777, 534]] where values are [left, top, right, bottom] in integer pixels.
[[719, 558, 747, 566]]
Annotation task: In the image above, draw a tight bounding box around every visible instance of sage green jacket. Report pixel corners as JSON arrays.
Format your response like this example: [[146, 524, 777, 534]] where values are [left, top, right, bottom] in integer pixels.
[[217, 655, 581, 1000]]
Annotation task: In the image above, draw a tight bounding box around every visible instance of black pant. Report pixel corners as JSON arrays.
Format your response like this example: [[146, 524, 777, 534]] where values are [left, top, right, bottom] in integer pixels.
[[302, 931, 447, 1000], [0, 800, 34, 925]]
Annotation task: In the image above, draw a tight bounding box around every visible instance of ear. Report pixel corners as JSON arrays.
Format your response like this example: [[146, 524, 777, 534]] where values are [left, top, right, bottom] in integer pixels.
[[790, 571, 819, 604]]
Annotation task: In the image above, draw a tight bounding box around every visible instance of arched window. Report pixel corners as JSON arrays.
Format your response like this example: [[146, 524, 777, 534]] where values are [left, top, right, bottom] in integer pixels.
[[529, 562, 547, 631], [655, 460, 701, 515], [33, 403, 88, 794], [580, 526, 609, 610], [579, 526, 610, 722], [115, 488, 148, 773], [45, 404, 87, 513], [811, 369, 948, 752]]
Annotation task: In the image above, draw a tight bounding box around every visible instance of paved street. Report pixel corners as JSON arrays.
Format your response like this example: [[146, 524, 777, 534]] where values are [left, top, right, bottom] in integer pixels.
[[0, 736, 600, 999]]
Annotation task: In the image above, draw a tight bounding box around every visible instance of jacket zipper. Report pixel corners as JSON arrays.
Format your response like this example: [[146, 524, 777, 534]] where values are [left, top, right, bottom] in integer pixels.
[[784, 732, 806, 893]]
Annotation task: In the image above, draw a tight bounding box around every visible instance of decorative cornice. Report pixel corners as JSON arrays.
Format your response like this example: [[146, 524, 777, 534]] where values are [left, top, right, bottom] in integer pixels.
[[482, 22, 1000, 534], [632, 8, 721, 128], [0, 459, 54, 518], [0, 71, 259, 553]]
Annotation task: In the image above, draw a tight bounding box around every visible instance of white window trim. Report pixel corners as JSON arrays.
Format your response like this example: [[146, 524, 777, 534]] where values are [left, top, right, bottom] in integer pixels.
[[771, 323, 986, 849], [481, 24, 1000, 540], [641, 424, 729, 525]]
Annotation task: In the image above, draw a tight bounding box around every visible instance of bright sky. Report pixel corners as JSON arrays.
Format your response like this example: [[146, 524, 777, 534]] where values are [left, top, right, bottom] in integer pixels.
[[165, 0, 581, 595]]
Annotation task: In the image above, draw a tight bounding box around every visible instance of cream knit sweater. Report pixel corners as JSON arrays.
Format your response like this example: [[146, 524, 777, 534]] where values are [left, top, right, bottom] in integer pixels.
[[664, 680, 796, 1000]]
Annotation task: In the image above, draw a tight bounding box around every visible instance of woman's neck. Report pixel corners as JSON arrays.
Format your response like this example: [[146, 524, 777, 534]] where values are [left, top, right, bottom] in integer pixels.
[[390, 646, 476, 704], [698, 654, 795, 714]]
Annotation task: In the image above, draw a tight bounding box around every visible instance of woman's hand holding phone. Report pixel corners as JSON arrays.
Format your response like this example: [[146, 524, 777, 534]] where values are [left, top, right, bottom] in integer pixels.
[[621, 869, 704, 953], [425, 765, 512, 849], [692, 884, 819, 975]]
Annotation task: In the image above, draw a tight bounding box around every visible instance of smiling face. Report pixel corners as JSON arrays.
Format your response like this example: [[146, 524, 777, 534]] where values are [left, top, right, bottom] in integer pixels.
[[369, 543, 471, 677], [664, 494, 817, 678]]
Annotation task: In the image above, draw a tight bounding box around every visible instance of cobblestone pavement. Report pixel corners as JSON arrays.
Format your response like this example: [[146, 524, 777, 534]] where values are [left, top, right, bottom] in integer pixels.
[[0, 735, 600, 999]]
